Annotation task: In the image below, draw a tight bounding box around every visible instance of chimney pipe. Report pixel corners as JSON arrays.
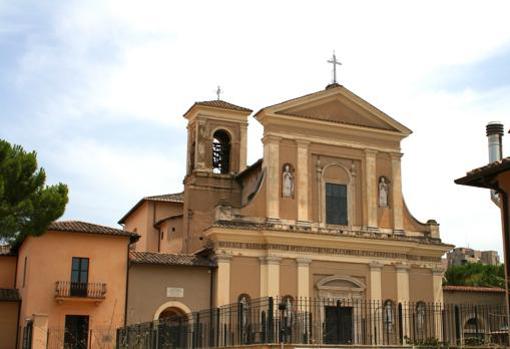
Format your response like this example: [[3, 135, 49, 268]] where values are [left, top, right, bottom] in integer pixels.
[[487, 121, 504, 206]]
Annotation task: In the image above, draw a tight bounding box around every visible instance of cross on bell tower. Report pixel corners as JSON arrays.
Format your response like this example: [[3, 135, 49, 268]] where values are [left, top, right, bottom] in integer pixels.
[[327, 52, 342, 84]]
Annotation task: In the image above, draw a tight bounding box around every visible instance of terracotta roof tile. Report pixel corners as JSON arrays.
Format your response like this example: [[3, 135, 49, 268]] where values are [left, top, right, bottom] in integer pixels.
[[144, 192, 184, 203], [455, 157, 510, 187], [193, 100, 252, 113], [48, 221, 139, 242], [0, 245, 12, 256], [118, 192, 184, 224], [0, 288, 20, 301], [130, 251, 215, 267], [443, 285, 506, 293]]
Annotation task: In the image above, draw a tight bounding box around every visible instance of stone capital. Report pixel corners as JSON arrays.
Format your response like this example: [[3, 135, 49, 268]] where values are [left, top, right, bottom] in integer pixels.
[[263, 134, 282, 143], [395, 262, 410, 272], [260, 256, 282, 265], [296, 257, 312, 266], [364, 149, 378, 156], [296, 139, 311, 147], [432, 266, 446, 275], [390, 152, 403, 160], [215, 254, 232, 262], [369, 261, 384, 270]]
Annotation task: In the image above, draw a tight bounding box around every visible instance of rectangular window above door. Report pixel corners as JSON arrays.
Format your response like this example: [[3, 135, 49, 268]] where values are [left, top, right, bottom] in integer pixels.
[[326, 183, 348, 225]]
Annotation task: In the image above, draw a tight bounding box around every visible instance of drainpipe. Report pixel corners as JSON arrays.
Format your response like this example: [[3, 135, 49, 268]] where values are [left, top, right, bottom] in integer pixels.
[[486, 121, 504, 206]]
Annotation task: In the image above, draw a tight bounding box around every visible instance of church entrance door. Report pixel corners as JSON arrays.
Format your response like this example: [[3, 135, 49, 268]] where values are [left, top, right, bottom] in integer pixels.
[[324, 305, 353, 344]]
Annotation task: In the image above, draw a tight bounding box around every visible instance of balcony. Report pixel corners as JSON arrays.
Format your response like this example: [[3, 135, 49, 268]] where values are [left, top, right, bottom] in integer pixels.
[[55, 281, 107, 304]]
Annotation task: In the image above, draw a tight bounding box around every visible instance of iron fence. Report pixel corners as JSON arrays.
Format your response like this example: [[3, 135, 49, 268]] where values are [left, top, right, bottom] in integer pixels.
[[46, 327, 116, 349], [117, 297, 508, 348]]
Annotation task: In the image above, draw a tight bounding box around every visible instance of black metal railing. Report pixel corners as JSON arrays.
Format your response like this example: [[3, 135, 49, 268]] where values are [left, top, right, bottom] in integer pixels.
[[55, 281, 107, 299], [117, 297, 509, 348], [46, 327, 116, 349]]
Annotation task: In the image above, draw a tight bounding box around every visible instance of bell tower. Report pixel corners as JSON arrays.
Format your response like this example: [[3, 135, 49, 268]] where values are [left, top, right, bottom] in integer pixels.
[[182, 99, 252, 252], [184, 100, 251, 175]]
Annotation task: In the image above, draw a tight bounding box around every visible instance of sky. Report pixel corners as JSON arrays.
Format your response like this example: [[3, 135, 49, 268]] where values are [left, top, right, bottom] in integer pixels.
[[1, 1, 510, 255]]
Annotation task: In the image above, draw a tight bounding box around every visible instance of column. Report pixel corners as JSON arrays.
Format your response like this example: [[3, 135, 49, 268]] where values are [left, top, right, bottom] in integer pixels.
[[369, 261, 383, 301], [32, 314, 49, 349], [264, 136, 281, 221], [296, 258, 311, 299], [259, 257, 268, 297], [370, 262, 384, 344], [396, 263, 410, 341], [432, 266, 445, 340], [391, 153, 404, 234], [239, 124, 248, 171], [364, 149, 378, 230], [266, 256, 281, 297], [260, 256, 281, 297], [296, 140, 310, 223], [215, 254, 231, 306]]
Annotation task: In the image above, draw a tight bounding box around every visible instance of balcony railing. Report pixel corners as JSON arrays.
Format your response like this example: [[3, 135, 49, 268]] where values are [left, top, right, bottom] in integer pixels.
[[55, 281, 107, 300]]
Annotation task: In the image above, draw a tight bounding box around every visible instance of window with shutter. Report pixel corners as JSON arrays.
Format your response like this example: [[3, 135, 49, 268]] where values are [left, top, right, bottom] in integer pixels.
[[325, 183, 348, 225]]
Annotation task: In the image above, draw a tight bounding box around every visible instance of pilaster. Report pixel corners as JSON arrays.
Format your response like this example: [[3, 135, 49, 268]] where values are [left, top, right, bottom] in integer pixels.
[[266, 256, 281, 297], [264, 135, 281, 220], [260, 256, 282, 297], [391, 152, 404, 233], [239, 124, 248, 171], [369, 261, 383, 301], [432, 266, 445, 341], [215, 254, 231, 306], [296, 258, 311, 299], [364, 149, 378, 229], [395, 263, 410, 302], [297, 140, 310, 223], [32, 314, 48, 349]]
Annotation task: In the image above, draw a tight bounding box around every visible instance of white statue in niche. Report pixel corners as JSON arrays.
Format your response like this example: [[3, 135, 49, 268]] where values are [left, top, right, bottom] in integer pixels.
[[379, 176, 389, 207], [282, 164, 294, 198]]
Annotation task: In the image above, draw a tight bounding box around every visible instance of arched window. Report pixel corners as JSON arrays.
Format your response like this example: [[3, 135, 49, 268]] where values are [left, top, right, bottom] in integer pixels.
[[212, 130, 230, 174]]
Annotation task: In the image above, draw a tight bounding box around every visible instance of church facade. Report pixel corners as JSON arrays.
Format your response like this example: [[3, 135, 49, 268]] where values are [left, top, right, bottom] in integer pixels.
[[121, 82, 452, 322]]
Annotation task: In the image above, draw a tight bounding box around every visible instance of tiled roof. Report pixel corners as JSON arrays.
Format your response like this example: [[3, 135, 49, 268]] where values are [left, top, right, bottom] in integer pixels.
[[118, 192, 184, 224], [0, 245, 12, 256], [455, 157, 510, 188], [443, 285, 506, 293], [0, 288, 20, 301], [193, 100, 252, 113], [48, 221, 139, 242], [130, 251, 215, 267], [144, 192, 184, 203]]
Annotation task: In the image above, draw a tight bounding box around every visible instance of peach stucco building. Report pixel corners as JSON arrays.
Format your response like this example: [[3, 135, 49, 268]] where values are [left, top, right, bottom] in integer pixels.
[[0, 221, 138, 349]]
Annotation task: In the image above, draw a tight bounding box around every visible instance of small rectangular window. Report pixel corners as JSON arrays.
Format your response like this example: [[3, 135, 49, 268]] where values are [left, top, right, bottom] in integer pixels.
[[22, 256, 27, 287], [326, 183, 348, 225]]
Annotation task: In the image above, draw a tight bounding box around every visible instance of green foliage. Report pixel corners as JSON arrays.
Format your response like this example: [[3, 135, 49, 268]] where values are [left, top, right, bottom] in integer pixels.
[[444, 262, 505, 288], [0, 139, 68, 242]]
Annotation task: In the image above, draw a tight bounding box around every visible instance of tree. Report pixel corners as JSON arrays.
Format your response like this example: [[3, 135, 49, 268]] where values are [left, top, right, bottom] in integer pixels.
[[0, 139, 68, 242], [444, 262, 505, 288]]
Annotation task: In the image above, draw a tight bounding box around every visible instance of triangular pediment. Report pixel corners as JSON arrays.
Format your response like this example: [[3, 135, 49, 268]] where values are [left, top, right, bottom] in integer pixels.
[[256, 85, 411, 136]]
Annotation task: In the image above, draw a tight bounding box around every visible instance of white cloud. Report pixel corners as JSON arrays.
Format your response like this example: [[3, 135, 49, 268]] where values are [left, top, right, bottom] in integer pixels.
[[3, 0, 510, 252]]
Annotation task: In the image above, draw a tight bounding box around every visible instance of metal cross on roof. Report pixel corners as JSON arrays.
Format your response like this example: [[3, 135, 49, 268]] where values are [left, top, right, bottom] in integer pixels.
[[327, 52, 342, 84], [216, 86, 222, 100]]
